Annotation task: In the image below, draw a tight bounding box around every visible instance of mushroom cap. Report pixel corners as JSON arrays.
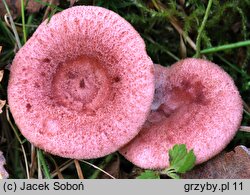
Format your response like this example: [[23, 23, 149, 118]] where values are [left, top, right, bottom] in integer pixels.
[[8, 6, 155, 159], [120, 58, 243, 169]]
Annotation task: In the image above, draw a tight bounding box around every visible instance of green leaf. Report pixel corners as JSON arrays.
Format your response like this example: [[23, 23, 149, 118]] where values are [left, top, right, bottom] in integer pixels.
[[167, 172, 180, 179], [168, 144, 196, 174], [169, 144, 187, 166], [176, 149, 196, 173], [136, 170, 160, 179]]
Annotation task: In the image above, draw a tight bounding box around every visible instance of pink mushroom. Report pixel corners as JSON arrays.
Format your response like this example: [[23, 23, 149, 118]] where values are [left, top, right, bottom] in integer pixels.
[[120, 58, 243, 169], [8, 6, 155, 159]]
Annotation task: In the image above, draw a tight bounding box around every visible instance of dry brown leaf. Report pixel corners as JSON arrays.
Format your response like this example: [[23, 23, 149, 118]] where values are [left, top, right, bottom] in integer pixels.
[[0, 151, 8, 179], [182, 146, 250, 179]]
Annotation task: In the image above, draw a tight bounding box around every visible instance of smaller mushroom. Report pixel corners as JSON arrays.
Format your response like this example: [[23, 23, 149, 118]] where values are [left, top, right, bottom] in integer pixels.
[[0, 151, 8, 179], [120, 58, 243, 169]]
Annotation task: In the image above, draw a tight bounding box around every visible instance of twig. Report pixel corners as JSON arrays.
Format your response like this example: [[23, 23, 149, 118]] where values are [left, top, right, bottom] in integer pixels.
[[47, 155, 64, 179], [169, 17, 197, 51], [239, 126, 250, 133], [51, 159, 74, 178], [29, 145, 37, 178], [151, 2, 197, 51], [74, 159, 84, 179], [195, 0, 213, 57], [80, 158, 116, 179]]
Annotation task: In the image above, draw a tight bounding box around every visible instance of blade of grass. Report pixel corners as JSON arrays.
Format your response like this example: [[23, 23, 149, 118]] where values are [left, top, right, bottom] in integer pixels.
[[25, 14, 35, 37], [21, 0, 27, 43], [2, 0, 22, 49], [37, 150, 43, 179], [37, 149, 51, 179], [88, 154, 115, 179], [195, 0, 213, 57], [200, 40, 250, 54], [80, 155, 115, 179], [34, 0, 63, 11], [6, 106, 30, 178], [144, 36, 180, 61], [42, 0, 59, 21], [216, 54, 250, 79], [12, 139, 24, 178], [0, 19, 16, 45]]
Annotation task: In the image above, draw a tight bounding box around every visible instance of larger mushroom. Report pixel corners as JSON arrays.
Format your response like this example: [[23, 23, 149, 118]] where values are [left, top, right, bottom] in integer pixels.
[[8, 6, 155, 159], [120, 58, 243, 169]]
